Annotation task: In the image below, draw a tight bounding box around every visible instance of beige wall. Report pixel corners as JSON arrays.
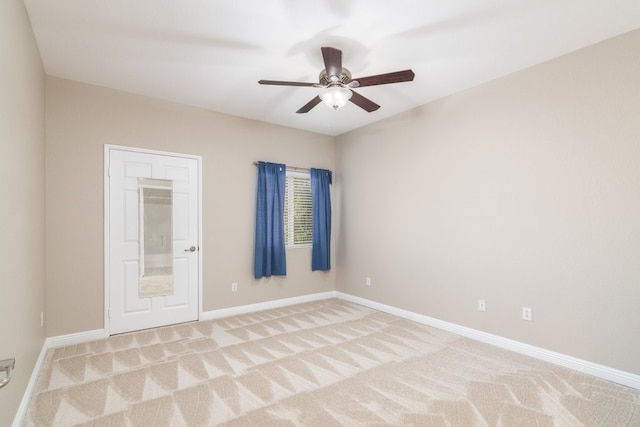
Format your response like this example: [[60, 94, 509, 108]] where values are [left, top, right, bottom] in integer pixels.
[[336, 29, 640, 375], [45, 77, 336, 336], [0, 0, 46, 423]]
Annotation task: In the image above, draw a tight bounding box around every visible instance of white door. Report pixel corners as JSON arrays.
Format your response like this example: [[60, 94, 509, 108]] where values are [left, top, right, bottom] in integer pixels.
[[107, 147, 200, 334]]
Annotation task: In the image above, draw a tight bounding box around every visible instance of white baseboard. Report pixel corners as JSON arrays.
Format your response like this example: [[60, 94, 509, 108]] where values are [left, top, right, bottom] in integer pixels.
[[200, 291, 338, 321], [15, 289, 638, 426], [46, 329, 108, 349], [336, 292, 640, 390], [12, 339, 49, 427], [11, 329, 108, 427], [12, 328, 107, 426]]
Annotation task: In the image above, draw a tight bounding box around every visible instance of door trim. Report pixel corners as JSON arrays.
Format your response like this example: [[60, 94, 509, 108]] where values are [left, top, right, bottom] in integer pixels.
[[104, 144, 203, 335]]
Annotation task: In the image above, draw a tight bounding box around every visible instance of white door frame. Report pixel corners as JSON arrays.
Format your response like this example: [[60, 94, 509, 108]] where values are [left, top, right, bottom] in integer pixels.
[[104, 144, 203, 335]]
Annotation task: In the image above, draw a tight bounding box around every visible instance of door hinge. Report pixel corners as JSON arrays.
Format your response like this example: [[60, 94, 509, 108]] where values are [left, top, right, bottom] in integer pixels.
[[107, 308, 110, 319]]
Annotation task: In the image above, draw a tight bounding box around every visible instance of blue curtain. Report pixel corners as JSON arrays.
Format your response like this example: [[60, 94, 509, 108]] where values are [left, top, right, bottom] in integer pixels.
[[311, 168, 332, 271], [254, 162, 287, 278]]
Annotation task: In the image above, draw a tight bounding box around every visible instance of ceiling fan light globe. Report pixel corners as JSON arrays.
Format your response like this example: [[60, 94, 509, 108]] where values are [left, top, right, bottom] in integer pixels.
[[319, 86, 352, 110]]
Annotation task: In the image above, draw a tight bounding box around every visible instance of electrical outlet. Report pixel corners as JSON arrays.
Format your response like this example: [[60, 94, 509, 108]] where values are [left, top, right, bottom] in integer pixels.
[[478, 299, 486, 312], [40, 311, 44, 327], [231, 282, 238, 292], [366, 277, 372, 286], [522, 307, 532, 321]]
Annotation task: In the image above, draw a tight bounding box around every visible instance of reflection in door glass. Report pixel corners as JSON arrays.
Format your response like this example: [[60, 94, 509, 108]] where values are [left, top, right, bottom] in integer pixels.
[[138, 178, 174, 298]]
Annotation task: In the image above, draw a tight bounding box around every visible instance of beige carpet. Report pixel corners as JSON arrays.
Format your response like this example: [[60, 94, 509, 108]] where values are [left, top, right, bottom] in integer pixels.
[[25, 299, 640, 426]]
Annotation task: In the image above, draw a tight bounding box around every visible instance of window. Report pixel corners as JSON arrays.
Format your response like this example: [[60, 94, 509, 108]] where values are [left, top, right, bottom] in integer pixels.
[[284, 171, 312, 246]]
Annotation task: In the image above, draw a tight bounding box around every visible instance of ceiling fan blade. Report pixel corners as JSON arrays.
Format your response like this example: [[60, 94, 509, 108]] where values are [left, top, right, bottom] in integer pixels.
[[352, 69, 415, 87], [349, 90, 380, 112], [321, 47, 342, 79], [258, 80, 315, 87], [296, 96, 322, 114]]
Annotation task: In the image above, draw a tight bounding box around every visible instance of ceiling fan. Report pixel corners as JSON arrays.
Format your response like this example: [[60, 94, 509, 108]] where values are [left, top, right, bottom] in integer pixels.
[[258, 47, 415, 114]]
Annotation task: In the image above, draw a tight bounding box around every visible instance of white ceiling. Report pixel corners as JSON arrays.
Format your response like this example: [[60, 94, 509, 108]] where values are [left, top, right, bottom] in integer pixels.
[[23, 0, 640, 136]]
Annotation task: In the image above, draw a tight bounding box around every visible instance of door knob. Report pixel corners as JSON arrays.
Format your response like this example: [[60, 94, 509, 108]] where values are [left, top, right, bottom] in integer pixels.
[[0, 358, 15, 389], [184, 246, 197, 252]]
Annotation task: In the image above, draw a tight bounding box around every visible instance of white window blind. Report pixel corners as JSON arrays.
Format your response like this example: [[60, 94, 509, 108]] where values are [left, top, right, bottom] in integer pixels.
[[284, 171, 312, 246]]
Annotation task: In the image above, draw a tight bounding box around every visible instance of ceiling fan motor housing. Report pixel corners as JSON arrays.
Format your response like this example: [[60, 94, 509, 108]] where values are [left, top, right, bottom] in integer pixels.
[[319, 68, 353, 87]]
